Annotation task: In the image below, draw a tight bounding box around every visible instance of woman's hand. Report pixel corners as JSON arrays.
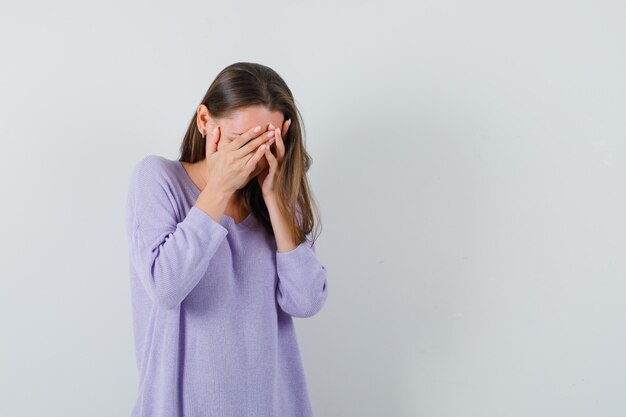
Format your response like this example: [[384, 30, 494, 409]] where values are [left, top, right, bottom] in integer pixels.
[[257, 118, 291, 199], [204, 124, 274, 197]]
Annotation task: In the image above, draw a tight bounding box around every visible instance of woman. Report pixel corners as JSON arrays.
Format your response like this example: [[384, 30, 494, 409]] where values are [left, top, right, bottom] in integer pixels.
[[124, 62, 329, 417]]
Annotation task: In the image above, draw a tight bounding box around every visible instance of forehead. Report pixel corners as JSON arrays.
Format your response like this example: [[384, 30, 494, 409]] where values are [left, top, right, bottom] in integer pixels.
[[225, 105, 284, 134]]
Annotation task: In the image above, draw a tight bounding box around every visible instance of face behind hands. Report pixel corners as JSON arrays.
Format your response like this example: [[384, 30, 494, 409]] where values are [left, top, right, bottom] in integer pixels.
[[198, 104, 285, 187]]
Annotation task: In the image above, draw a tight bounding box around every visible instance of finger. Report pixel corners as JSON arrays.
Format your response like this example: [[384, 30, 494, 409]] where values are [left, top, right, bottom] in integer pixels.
[[266, 122, 283, 158], [244, 141, 269, 172], [264, 141, 277, 173], [274, 127, 285, 162], [282, 118, 291, 137], [205, 126, 220, 158], [263, 145, 278, 191], [267, 122, 279, 152], [229, 124, 268, 153], [234, 128, 274, 159]]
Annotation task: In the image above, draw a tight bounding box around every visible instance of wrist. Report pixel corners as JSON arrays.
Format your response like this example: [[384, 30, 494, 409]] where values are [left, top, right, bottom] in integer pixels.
[[263, 192, 278, 206], [201, 187, 229, 203], [195, 188, 230, 222]]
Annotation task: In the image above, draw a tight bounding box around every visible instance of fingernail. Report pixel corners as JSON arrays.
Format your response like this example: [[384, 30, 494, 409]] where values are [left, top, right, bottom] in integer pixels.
[[254, 125, 261, 132], [277, 128, 281, 136], [287, 118, 291, 125], [213, 126, 218, 134], [266, 130, 274, 137]]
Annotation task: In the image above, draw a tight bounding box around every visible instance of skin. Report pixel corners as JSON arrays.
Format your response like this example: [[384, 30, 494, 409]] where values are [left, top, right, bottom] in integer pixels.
[[183, 104, 299, 253]]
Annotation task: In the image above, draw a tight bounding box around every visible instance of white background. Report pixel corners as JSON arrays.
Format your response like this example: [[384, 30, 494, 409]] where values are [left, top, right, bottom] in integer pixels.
[[1, 0, 625, 416]]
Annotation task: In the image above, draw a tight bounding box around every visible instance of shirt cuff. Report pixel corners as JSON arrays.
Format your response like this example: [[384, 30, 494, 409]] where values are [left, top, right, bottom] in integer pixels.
[[185, 206, 229, 241], [276, 241, 315, 270]]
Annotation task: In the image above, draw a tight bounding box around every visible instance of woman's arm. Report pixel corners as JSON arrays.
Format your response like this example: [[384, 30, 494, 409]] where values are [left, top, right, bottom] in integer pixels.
[[126, 156, 229, 310], [275, 236, 329, 318], [264, 195, 329, 318]]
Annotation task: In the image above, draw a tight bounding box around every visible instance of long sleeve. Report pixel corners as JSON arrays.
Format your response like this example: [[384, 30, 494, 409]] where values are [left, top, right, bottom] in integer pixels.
[[126, 156, 229, 310], [275, 236, 329, 318]]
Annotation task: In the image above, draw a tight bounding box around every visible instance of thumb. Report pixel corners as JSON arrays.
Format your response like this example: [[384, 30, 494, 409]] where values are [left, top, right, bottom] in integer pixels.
[[205, 126, 220, 158]]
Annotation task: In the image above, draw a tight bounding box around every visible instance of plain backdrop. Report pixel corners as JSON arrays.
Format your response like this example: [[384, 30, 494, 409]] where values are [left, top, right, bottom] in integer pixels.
[[1, 0, 625, 416]]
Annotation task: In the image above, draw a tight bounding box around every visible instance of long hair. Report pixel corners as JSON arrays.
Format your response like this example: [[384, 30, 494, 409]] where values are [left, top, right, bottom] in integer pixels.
[[179, 62, 321, 247]]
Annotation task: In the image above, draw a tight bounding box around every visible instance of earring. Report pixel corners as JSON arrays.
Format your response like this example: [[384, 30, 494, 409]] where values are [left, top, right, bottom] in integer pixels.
[[201, 129, 205, 138]]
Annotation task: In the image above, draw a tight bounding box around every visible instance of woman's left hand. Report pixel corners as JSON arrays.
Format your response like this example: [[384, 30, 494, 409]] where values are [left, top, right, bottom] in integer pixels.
[[257, 118, 291, 199]]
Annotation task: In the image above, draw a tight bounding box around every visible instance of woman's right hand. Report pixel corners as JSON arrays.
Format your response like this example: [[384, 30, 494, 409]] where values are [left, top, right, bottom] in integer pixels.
[[203, 124, 274, 196]]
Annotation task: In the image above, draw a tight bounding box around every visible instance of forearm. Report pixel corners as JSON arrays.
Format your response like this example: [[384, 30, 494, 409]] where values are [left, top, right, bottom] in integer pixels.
[[265, 194, 298, 253], [266, 195, 329, 317], [275, 240, 329, 318], [132, 207, 229, 310]]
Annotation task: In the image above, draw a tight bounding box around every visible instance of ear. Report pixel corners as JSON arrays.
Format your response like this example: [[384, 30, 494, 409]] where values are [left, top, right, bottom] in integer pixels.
[[196, 104, 213, 136]]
